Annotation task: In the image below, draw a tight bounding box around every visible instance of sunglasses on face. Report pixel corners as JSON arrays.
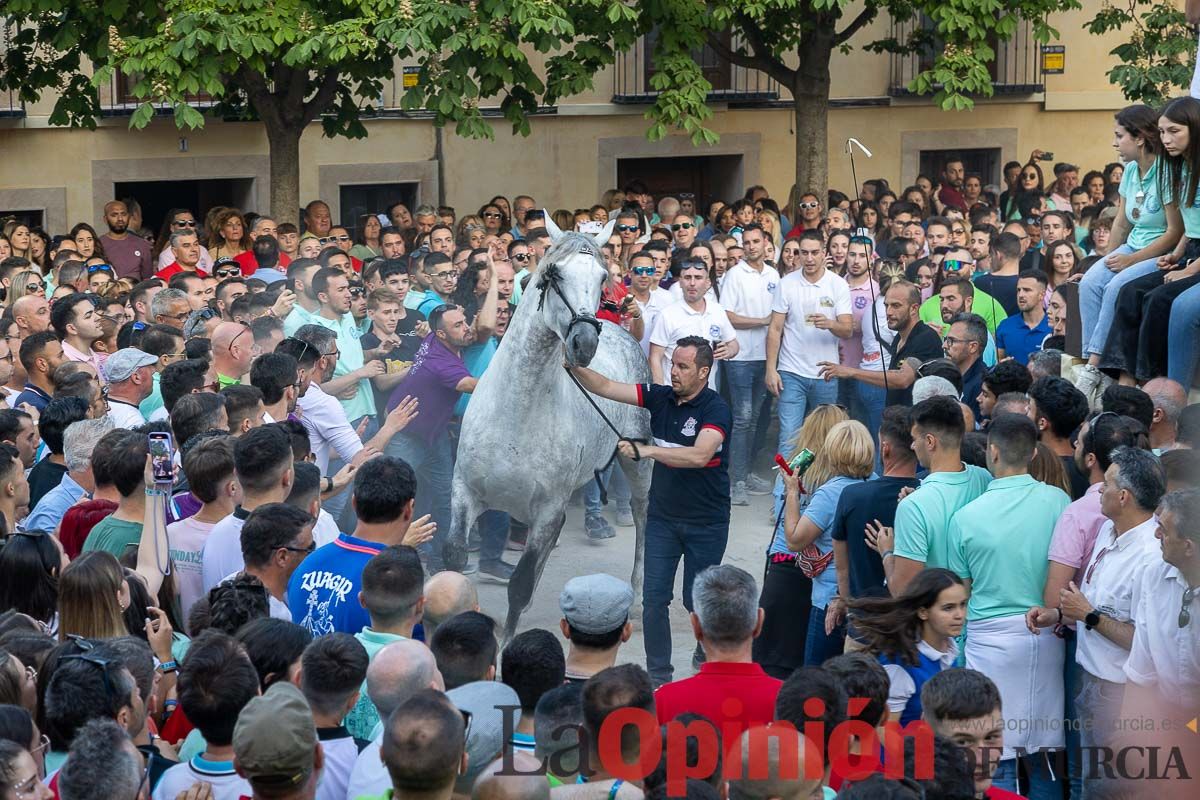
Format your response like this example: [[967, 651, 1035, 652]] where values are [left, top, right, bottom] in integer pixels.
[[320, 235, 351, 244], [631, 266, 656, 276], [282, 539, 317, 556], [482, 211, 502, 219], [671, 222, 694, 231], [25, 283, 43, 294], [511, 253, 531, 262], [214, 268, 241, 279], [943, 259, 970, 272], [799, 201, 821, 210], [349, 286, 365, 298], [172, 219, 197, 227], [616, 224, 639, 233]]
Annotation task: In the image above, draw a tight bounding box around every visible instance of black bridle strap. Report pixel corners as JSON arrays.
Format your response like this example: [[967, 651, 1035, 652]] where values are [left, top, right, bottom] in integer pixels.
[[562, 355, 647, 505], [545, 277, 602, 338]]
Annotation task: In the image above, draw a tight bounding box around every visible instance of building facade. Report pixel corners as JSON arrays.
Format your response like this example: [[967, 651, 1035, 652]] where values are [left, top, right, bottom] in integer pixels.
[[0, 5, 1133, 234]]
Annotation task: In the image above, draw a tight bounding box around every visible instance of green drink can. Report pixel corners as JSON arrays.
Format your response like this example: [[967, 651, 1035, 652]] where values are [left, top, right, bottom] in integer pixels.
[[788, 448, 815, 476]]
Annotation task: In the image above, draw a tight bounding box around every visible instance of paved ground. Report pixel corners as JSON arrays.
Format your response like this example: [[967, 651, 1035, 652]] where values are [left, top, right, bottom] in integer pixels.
[[467, 486, 777, 679]]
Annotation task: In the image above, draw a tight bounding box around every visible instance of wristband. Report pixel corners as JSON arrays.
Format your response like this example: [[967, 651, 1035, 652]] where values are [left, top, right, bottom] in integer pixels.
[[1056, 607, 1064, 624], [156, 660, 179, 674], [324, 477, 334, 493], [881, 550, 895, 560], [145, 488, 168, 497]]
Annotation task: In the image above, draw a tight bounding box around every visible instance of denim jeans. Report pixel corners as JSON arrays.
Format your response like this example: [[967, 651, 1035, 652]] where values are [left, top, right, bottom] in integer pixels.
[[1167, 281, 1200, 387], [643, 514, 729, 684], [1075, 671, 1125, 798], [477, 510, 509, 563], [1063, 630, 1083, 800], [803, 605, 846, 666], [1078, 246, 1161, 357], [725, 360, 768, 483], [583, 463, 632, 517], [992, 752, 1061, 800], [385, 429, 454, 566], [777, 371, 838, 457], [857, 380, 887, 471]]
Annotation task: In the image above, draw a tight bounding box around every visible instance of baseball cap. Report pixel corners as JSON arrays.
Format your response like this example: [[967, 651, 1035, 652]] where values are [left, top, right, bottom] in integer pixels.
[[102, 348, 158, 383], [559, 573, 634, 635], [447, 681, 520, 790], [234, 681, 317, 788]]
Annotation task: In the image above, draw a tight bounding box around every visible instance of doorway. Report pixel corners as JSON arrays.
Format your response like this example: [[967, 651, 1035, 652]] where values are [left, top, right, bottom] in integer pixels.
[[918, 148, 1002, 187], [115, 178, 256, 241], [616, 155, 744, 215], [339, 183, 419, 242]]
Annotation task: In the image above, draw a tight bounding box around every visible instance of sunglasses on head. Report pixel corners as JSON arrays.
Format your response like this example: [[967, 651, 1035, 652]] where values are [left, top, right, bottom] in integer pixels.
[[87, 264, 113, 273], [849, 235, 873, 246], [349, 286, 365, 298]]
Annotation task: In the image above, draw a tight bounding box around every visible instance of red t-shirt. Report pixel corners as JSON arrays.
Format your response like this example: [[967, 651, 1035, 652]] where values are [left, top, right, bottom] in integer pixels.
[[233, 250, 292, 276], [58, 499, 118, 559], [654, 662, 782, 739], [986, 787, 1027, 799], [154, 263, 209, 282], [597, 283, 629, 324]]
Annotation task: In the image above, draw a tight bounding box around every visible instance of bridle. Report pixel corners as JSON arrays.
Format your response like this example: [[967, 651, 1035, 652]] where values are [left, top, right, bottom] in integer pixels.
[[537, 262, 602, 341]]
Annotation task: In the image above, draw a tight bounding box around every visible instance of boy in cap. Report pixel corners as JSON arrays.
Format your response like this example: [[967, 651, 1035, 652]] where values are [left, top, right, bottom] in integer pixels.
[[558, 573, 634, 683], [234, 681, 324, 800]]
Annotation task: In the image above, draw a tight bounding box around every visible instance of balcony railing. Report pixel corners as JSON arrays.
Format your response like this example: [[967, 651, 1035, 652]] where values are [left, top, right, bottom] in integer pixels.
[[889, 15, 1044, 97], [0, 86, 22, 118], [613, 32, 780, 104], [99, 71, 218, 115]]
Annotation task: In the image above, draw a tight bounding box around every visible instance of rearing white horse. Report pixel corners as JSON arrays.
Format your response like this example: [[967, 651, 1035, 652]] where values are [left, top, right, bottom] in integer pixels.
[[443, 218, 652, 640]]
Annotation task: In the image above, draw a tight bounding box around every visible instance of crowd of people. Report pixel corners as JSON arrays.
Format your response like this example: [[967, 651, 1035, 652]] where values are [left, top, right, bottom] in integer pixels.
[[0, 94, 1198, 800]]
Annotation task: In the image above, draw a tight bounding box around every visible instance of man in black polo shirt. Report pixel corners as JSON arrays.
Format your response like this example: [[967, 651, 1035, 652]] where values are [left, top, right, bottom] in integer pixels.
[[568, 335, 731, 687], [818, 280, 943, 406], [832, 407, 921, 612]]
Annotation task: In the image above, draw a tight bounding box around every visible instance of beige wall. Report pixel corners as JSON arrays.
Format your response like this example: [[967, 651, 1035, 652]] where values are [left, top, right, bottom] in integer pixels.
[[0, 5, 1140, 226]]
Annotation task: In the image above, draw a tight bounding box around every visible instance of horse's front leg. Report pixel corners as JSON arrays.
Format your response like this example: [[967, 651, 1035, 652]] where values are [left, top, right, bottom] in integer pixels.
[[504, 504, 567, 643], [443, 469, 481, 573]]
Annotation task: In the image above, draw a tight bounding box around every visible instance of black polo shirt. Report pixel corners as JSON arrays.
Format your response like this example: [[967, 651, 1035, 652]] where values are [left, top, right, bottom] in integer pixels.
[[832, 475, 921, 599], [884, 322, 944, 406], [637, 383, 732, 524], [959, 357, 984, 422]]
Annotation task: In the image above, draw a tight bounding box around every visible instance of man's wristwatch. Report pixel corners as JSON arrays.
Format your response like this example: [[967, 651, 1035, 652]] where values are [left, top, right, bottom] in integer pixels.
[[324, 477, 334, 493], [1084, 609, 1102, 631]]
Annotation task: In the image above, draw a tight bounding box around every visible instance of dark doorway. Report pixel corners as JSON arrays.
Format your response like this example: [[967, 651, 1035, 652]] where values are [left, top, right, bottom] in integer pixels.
[[339, 183, 419, 242], [115, 178, 256, 241], [616, 155, 744, 216], [918, 148, 1002, 187], [0, 209, 44, 228], [643, 29, 732, 92]]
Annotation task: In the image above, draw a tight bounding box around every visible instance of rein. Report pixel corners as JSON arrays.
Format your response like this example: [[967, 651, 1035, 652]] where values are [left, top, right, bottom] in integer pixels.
[[539, 265, 646, 503]]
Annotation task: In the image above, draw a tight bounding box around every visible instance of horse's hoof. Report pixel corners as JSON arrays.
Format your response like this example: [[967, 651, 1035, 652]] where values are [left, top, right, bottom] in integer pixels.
[[442, 541, 468, 572]]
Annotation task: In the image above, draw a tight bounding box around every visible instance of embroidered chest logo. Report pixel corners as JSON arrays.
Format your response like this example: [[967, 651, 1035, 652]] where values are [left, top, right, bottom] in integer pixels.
[[708, 324, 722, 340], [681, 417, 698, 437]]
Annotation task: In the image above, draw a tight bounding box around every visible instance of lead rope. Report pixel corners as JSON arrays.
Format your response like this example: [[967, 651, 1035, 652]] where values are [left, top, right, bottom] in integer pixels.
[[562, 364, 649, 505]]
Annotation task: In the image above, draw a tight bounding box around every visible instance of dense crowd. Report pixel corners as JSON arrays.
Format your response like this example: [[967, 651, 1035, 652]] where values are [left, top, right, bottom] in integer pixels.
[[0, 94, 1198, 800]]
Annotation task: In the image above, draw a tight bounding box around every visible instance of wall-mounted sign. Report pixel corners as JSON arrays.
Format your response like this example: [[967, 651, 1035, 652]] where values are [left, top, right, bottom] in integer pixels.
[[1042, 45, 1065, 74], [402, 66, 421, 88]]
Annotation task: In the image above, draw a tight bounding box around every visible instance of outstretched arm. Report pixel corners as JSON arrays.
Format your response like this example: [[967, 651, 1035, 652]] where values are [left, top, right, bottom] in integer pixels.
[[568, 364, 640, 406]]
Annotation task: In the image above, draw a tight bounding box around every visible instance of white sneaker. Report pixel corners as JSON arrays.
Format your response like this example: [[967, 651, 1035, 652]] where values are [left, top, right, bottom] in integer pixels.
[[731, 482, 750, 506]]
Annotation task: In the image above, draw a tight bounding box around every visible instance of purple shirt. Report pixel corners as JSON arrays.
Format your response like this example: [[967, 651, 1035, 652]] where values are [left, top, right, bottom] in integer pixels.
[[100, 234, 153, 280], [386, 333, 470, 444]]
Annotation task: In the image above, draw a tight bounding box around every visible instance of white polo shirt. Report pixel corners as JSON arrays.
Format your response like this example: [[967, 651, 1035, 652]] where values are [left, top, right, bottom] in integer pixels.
[[770, 268, 851, 379], [1076, 516, 1160, 683], [718, 260, 781, 362], [631, 287, 676, 357], [1125, 557, 1200, 699], [648, 297, 736, 389]]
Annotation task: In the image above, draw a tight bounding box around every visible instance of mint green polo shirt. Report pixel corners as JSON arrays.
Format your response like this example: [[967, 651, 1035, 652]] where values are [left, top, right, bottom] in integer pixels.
[[1121, 157, 1170, 247], [948, 473, 1071, 621], [139, 371, 164, 419], [344, 628, 407, 740], [893, 464, 992, 570], [284, 305, 375, 421]]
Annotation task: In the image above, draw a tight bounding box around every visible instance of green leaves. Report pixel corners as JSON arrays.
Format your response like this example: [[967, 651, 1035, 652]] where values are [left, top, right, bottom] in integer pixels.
[[1086, 0, 1196, 105]]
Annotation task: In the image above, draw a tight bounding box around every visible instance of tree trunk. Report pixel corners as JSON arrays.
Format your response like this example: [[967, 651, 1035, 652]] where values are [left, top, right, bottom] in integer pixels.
[[792, 28, 835, 202], [265, 121, 302, 226]]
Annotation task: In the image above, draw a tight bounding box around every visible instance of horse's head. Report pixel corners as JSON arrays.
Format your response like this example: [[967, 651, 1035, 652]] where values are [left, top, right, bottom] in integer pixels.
[[536, 213, 617, 367]]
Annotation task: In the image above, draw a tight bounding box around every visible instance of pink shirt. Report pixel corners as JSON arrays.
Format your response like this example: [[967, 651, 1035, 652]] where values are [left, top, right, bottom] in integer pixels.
[[61, 340, 105, 382], [840, 279, 879, 368], [1047, 482, 1105, 585]]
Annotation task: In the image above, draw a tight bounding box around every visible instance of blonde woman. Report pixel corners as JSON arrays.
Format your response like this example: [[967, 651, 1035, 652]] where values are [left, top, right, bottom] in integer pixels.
[[781, 419, 875, 664], [753, 403, 849, 678], [1, 221, 31, 260], [7, 270, 45, 305], [756, 208, 783, 253]]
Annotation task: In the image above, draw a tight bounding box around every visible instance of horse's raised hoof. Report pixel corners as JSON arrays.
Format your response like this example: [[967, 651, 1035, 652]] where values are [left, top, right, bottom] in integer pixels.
[[442, 540, 469, 573]]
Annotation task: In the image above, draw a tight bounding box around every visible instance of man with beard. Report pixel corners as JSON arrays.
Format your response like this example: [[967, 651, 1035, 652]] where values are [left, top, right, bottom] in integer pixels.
[[99, 200, 152, 280]]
